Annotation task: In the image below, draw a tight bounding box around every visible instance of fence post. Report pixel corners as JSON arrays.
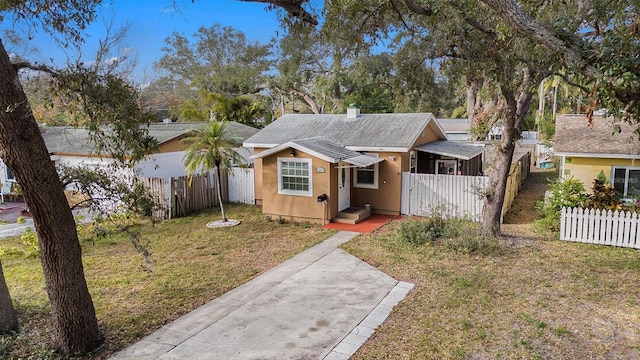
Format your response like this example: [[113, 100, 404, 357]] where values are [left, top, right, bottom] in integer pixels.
[[560, 207, 567, 240]]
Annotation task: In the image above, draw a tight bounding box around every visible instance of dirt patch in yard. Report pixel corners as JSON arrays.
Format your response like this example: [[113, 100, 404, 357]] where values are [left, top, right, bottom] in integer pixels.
[[501, 168, 556, 243]]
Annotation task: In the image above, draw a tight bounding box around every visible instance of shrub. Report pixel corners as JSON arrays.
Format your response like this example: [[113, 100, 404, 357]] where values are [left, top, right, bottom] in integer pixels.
[[398, 215, 503, 256], [398, 218, 437, 245], [534, 178, 587, 234], [583, 178, 622, 210], [19, 228, 39, 258], [0, 227, 39, 258], [400, 207, 452, 245]]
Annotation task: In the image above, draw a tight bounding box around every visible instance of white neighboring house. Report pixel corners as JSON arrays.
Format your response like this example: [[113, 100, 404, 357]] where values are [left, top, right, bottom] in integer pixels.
[[40, 121, 257, 178], [0, 122, 258, 199]]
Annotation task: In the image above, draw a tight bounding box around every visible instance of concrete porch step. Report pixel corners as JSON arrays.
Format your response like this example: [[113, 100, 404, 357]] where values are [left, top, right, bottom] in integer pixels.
[[333, 207, 371, 224]]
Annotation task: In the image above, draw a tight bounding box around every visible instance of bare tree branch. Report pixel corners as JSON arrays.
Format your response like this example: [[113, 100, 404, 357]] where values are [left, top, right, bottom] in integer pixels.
[[12, 61, 59, 77], [240, 0, 318, 25], [479, 0, 596, 76], [286, 87, 320, 114], [401, 0, 433, 16]]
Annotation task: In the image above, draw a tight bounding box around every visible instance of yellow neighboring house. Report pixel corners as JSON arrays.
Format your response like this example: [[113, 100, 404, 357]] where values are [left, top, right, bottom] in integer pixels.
[[243, 108, 484, 224], [555, 114, 640, 198]]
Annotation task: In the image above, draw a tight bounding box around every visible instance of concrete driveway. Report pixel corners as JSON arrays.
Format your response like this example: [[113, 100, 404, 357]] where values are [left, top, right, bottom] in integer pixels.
[[112, 231, 413, 360]]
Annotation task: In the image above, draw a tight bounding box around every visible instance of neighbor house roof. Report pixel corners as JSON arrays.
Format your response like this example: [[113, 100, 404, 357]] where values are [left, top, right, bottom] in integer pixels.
[[414, 140, 484, 160], [243, 113, 443, 152], [251, 137, 384, 167], [146, 122, 259, 145], [41, 127, 94, 155], [437, 118, 470, 133], [554, 114, 640, 157], [41, 121, 259, 156]]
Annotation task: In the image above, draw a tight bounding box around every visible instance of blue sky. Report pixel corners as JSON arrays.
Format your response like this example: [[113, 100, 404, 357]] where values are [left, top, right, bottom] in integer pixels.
[[4, 0, 287, 83]]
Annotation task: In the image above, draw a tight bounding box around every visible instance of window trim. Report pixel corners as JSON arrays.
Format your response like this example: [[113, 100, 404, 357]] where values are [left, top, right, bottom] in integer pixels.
[[353, 153, 379, 189], [410, 151, 417, 173], [611, 166, 640, 199], [1, 160, 14, 182], [277, 157, 313, 197]]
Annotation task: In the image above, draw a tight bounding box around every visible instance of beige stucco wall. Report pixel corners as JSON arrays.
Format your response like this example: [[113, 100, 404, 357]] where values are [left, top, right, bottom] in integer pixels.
[[157, 137, 186, 153], [261, 149, 336, 224], [351, 152, 405, 215], [561, 156, 640, 190], [423, 122, 441, 143]]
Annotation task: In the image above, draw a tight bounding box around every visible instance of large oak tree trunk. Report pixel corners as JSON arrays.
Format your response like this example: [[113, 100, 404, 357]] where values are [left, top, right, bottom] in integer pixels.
[[0, 40, 102, 355], [0, 259, 19, 334], [481, 68, 536, 236], [482, 139, 516, 235]]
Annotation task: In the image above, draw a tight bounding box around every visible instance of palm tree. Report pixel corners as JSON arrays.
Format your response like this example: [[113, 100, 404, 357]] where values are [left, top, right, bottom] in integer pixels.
[[182, 121, 245, 222]]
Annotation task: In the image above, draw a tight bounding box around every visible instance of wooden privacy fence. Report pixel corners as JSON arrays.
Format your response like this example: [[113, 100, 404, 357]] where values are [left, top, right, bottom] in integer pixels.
[[502, 151, 531, 216], [560, 207, 640, 249], [401, 151, 531, 222], [170, 172, 223, 219], [140, 167, 254, 220], [138, 177, 168, 219], [401, 173, 489, 221]]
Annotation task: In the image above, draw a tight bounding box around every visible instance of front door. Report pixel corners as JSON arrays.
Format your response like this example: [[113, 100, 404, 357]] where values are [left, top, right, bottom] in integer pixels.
[[338, 163, 350, 211]]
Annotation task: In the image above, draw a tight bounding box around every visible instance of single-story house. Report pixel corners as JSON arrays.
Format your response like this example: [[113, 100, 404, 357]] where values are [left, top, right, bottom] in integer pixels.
[[136, 121, 258, 179], [555, 114, 640, 198], [243, 108, 484, 224], [437, 118, 471, 141], [0, 121, 259, 185]]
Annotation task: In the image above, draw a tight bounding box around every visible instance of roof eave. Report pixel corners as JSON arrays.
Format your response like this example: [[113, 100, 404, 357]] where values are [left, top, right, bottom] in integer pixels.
[[250, 142, 338, 163], [345, 146, 408, 153], [555, 152, 640, 159], [243, 142, 278, 149]]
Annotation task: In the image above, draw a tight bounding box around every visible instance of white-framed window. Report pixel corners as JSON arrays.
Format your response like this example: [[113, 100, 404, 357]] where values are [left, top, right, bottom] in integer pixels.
[[354, 153, 379, 189], [278, 157, 312, 196], [410, 151, 417, 173], [612, 166, 640, 198]]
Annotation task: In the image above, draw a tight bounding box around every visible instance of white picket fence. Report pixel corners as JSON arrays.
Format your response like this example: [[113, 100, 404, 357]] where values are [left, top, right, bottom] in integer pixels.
[[228, 167, 255, 204], [560, 207, 640, 249], [401, 173, 490, 222]]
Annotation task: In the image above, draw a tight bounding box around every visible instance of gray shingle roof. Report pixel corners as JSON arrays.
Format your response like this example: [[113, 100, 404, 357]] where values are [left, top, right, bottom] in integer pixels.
[[554, 114, 640, 156], [437, 118, 470, 133], [251, 137, 383, 167], [243, 113, 438, 150], [414, 140, 484, 160], [147, 122, 259, 145], [40, 121, 259, 155], [291, 137, 361, 160], [41, 127, 94, 154]]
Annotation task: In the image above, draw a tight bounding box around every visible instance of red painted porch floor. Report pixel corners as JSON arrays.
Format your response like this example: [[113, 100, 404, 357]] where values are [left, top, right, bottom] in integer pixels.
[[322, 214, 404, 233]]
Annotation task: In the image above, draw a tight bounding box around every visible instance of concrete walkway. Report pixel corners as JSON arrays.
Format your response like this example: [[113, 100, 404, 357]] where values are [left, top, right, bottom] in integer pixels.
[[0, 208, 95, 239], [112, 231, 414, 360]]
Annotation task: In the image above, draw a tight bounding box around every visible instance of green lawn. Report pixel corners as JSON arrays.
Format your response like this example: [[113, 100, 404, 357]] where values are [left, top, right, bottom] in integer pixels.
[[342, 220, 640, 359], [0, 204, 334, 358]]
